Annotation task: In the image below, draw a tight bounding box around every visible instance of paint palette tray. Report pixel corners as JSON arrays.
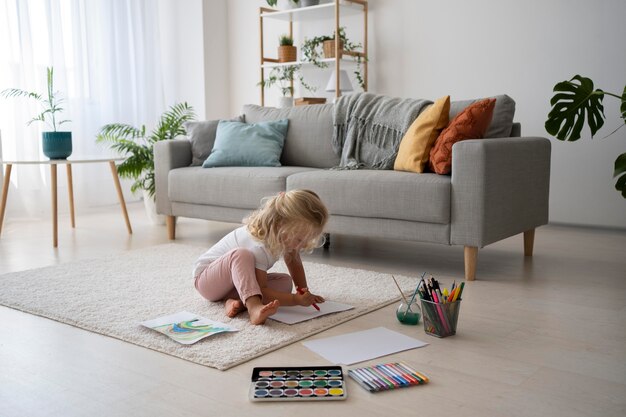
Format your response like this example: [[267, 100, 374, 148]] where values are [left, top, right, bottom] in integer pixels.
[[249, 366, 347, 401]]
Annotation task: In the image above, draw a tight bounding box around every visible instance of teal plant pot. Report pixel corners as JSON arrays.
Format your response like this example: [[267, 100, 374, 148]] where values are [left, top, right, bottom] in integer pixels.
[[42, 131, 72, 159]]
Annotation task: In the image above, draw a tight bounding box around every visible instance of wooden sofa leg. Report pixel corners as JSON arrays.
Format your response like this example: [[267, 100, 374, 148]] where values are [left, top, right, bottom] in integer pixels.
[[524, 229, 535, 256], [464, 246, 478, 281], [166, 215, 176, 240]]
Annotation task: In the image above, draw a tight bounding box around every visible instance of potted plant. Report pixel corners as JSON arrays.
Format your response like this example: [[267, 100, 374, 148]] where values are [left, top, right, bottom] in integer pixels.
[[301, 27, 366, 90], [1, 67, 72, 159], [278, 34, 297, 63], [96, 102, 195, 223], [260, 64, 315, 107], [545, 75, 626, 198]]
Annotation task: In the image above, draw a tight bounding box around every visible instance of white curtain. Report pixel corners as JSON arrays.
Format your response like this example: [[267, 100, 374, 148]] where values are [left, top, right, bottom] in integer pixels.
[[0, 0, 165, 217]]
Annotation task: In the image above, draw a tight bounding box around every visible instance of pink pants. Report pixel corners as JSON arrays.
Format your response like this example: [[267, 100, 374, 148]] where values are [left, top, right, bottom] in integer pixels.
[[194, 248, 293, 304]]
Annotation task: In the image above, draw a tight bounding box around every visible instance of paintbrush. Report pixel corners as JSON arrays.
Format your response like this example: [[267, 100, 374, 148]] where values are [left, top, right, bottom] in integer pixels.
[[391, 275, 410, 305]]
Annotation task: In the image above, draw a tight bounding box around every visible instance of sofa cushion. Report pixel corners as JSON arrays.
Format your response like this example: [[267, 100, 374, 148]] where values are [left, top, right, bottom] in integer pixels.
[[184, 116, 244, 166], [168, 166, 320, 209], [243, 104, 339, 169], [287, 170, 451, 224], [429, 98, 496, 175], [203, 119, 288, 168], [449, 94, 515, 138], [394, 95, 450, 173]]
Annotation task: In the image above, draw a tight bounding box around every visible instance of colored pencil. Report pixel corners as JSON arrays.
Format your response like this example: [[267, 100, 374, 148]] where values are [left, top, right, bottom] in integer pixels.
[[296, 286, 320, 311]]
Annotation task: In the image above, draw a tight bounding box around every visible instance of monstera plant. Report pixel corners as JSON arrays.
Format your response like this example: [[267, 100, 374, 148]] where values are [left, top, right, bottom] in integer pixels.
[[545, 75, 626, 198]]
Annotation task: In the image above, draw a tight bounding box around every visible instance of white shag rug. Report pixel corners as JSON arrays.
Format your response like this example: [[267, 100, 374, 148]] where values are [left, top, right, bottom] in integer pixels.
[[0, 244, 419, 370]]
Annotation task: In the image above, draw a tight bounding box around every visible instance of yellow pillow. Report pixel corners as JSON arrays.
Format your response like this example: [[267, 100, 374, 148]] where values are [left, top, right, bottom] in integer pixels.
[[394, 95, 450, 173]]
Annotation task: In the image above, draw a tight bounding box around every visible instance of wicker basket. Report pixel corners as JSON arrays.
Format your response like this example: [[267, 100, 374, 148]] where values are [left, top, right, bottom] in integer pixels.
[[278, 45, 297, 63], [323, 40, 343, 58]]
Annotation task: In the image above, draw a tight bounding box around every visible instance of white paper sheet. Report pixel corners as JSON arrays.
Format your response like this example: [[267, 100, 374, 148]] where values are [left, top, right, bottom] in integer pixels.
[[302, 327, 428, 364], [269, 300, 354, 324]]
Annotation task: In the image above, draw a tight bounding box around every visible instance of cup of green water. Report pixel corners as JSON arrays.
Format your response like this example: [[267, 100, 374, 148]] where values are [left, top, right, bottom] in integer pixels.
[[395, 300, 421, 325]]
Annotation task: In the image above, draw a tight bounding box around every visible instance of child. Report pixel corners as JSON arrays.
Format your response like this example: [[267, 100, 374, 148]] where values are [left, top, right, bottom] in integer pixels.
[[193, 189, 329, 325]]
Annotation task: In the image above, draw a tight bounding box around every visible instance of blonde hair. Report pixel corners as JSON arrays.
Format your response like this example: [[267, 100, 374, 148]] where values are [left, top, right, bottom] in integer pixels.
[[245, 189, 329, 257]]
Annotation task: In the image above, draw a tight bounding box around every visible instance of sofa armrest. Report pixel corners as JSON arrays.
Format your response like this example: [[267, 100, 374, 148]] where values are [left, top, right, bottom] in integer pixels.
[[450, 137, 551, 247], [154, 139, 192, 215]]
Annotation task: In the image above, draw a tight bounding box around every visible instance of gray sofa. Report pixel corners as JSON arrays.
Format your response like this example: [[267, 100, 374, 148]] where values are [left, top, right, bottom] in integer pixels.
[[154, 96, 551, 280]]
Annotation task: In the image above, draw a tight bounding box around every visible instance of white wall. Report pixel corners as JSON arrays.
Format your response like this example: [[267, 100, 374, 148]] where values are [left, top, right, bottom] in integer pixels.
[[159, 0, 230, 120], [222, 0, 626, 229], [367, 0, 626, 229]]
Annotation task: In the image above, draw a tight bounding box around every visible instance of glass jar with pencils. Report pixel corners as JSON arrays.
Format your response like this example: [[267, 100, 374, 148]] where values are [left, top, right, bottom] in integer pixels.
[[417, 277, 464, 338], [420, 298, 461, 337]]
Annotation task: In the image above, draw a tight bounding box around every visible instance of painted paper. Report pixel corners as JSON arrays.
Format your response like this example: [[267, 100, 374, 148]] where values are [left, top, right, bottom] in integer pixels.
[[141, 311, 238, 345]]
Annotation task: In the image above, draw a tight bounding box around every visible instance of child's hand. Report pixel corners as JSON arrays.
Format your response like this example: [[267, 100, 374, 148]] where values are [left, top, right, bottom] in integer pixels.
[[295, 288, 325, 306], [309, 292, 325, 304]]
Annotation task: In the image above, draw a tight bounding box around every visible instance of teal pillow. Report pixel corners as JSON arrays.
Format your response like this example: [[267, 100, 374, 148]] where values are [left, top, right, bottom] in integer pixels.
[[202, 119, 289, 167]]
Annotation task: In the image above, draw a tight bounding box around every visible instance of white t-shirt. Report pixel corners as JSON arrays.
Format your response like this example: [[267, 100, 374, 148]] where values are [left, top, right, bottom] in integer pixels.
[[193, 226, 278, 278]]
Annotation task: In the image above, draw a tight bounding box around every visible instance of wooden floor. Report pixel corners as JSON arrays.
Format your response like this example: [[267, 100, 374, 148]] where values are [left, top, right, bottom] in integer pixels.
[[1, 203, 625, 417]]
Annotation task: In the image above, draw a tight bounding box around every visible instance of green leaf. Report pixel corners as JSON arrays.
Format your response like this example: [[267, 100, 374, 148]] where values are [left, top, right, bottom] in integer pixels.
[[96, 123, 144, 143], [0, 88, 42, 101], [545, 75, 606, 141], [150, 102, 195, 143], [1, 66, 70, 128], [619, 85, 626, 123], [96, 102, 195, 194], [615, 153, 626, 199]]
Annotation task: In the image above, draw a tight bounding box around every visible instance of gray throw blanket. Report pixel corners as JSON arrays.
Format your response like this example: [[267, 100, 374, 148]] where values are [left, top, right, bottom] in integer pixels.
[[332, 92, 432, 169]]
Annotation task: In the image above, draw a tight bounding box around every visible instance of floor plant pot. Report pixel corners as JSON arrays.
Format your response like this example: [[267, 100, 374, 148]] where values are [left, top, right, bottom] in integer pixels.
[[300, 0, 320, 6], [143, 190, 166, 225], [42, 131, 72, 159]]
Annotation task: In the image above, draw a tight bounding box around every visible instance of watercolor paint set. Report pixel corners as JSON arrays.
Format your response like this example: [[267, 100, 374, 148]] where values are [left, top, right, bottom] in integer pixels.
[[249, 366, 347, 401]]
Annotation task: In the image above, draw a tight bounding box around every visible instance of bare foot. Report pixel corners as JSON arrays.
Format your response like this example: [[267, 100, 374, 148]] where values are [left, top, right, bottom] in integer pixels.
[[225, 299, 246, 318], [248, 300, 280, 325]]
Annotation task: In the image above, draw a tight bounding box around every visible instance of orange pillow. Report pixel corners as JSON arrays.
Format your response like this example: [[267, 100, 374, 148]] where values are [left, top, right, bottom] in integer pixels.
[[394, 96, 450, 173], [428, 98, 496, 175]]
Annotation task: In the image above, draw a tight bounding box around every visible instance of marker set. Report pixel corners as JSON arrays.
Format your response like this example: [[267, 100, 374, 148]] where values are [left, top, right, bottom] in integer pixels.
[[249, 366, 347, 401], [348, 362, 429, 393]]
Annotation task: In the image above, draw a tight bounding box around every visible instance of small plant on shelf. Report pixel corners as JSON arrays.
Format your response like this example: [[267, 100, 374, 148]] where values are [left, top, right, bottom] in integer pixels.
[[301, 27, 366, 90], [260, 64, 316, 97], [279, 34, 293, 46], [278, 34, 297, 63]]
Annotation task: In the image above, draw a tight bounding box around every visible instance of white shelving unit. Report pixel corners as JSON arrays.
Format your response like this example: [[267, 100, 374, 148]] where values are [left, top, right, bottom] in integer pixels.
[[259, 0, 368, 106]]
